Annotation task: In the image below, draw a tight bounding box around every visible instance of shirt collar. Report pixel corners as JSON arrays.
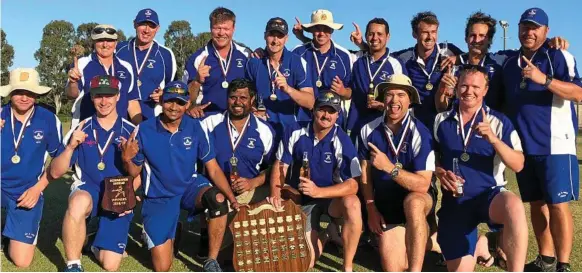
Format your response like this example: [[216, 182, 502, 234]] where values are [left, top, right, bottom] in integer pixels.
[[459, 53, 489, 66], [309, 40, 337, 57], [367, 48, 390, 63], [382, 109, 411, 136], [307, 122, 338, 144], [449, 102, 490, 123], [413, 44, 439, 67], [156, 115, 187, 133], [90, 114, 122, 132], [131, 38, 158, 52]]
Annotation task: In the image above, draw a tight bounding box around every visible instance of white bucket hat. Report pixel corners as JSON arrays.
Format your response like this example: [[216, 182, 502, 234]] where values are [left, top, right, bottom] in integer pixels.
[[302, 9, 343, 30], [0, 68, 51, 97]]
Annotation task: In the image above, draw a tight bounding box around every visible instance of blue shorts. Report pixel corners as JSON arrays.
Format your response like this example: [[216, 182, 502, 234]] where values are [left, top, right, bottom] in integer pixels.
[[1, 193, 43, 245], [437, 187, 504, 260], [142, 175, 211, 249], [71, 183, 133, 254], [516, 155, 579, 204]]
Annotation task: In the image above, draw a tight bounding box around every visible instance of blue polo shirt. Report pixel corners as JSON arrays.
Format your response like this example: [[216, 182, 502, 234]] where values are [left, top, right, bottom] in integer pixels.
[[276, 122, 361, 201], [502, 43, 582, 155], [184, 41, 251, 115], [457, 53, 505, 111], [201, 112, 275, 180], [434, 105, 522, 202], [347, 49, 407, 134], [245, 47, 311, 135], [1, 105, 62, 201], [357, 110, 435, 194], [132, 115, 215, 198], [117, 39, 177, 119], [293, 41, 353, 125], [68, 53, 139, 127], [60, 115, 135, 191]]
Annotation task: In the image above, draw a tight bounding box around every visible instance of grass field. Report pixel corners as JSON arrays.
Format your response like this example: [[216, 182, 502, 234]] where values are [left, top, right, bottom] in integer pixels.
[[2, 122, 581, 272]]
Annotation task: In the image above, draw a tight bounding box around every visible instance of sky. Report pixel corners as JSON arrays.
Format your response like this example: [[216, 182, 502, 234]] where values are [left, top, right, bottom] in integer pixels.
[[2, 0, 580, 69]]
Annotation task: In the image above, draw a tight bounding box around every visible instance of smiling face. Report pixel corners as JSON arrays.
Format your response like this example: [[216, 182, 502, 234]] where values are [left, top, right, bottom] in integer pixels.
[[135, 21, 159, 45], [309, 25, 333, 48], [10, 90, 37, 113], [162, 98, 189, 122], [313, 105, 338, 130], [228, 87, 254, 119], [265, 31, 288, 55], [519, 22, 548, 51], [466, 23, 491, 55], [211, 20, 235, 49], [413, 21, 438, 52], [383, 89, 410, 122], [91, 93, 119, 117], [366, 23, 389, 53], [94, 39, 117, 58], [457, 71, 488, 110]]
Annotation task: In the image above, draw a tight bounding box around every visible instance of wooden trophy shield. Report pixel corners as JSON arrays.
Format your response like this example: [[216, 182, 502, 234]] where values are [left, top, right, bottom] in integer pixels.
[[101, 176, 136, 214], [230, 199, 312, 272]]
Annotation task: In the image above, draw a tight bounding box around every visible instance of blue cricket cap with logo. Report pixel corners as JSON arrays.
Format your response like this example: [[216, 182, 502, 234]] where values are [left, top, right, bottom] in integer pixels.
[[162, 81, 189, 102], [519, 7, 548, 27], [135, 8, 159, 26]]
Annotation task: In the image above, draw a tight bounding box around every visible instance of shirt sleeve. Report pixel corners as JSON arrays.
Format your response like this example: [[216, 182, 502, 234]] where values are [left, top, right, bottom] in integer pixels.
[[57, 122, 83, 168], [336, 135, 362, 182], [46, 113, 63, 157], [553, 50, 582, 87], [184, 53, 199, 84], [197, 121, 216, 164], [499, 114, 523, 151], [261, 124, 277, 167], [275, 126, 293, 165], [162, 47, 177, 84], [294, 56, 312, 89], [131, 126, 145, 166], [411, 130, 435, 172], [356, 128, 370, 161], [245, 58, 256, 82], [127, 68, 140, 101]]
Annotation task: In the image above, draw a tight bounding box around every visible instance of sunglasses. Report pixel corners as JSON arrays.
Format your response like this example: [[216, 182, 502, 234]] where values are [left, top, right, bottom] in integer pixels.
[[460, 64, 488, 74], [316, 93, 341, 105], [93, 27, 117, 35], [166, 87, 186, 95]]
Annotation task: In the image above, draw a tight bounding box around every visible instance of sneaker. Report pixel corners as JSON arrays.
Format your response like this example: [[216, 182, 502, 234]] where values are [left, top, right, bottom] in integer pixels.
[[525, 255, 557, 272], [557, 264, 572, 272], [174, 221, 183, 257], [64, 264, 84, 272], [203, 259, 223, 272], [197, 228, 209, 260]]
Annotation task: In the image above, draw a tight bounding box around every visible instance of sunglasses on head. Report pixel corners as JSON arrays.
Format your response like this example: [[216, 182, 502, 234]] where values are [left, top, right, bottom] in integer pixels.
[[166, 87, 186, 95], [460, 64, 488, 74], [93, 27, 117, 35], [316, 93, 340, 105]]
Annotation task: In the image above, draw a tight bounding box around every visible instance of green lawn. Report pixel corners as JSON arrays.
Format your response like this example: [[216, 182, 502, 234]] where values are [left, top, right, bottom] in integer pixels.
[[2, 123, 581, 271]]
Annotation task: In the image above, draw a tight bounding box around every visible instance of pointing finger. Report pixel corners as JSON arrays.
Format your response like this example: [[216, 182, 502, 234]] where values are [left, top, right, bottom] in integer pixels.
[[75, 120, 86, 132], [521, 55, 534, 67], [200, 102, 212, 109], [199, 56, 208, 68], [295, 17, 301, 25], [367, 142, 380, 152], [352, 22, 360, 32], [481, 108, 489, 123]]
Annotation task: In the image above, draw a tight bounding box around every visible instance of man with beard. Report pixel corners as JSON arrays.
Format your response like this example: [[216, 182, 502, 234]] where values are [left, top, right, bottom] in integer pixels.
[[67, 24, 142, 128], [433, 66, 528, 271], [292, 9, 354, 125], [268, 91, 362, 272], [185, 7, 252, 118], [245, 17, 314, 138], [0, 68, 62, 268], [502, 8, 582, 272], [358, 74, 435, 272], [117, 8, 177, 120], [50, 75, 137, 272], [121, 81, 241, 272]]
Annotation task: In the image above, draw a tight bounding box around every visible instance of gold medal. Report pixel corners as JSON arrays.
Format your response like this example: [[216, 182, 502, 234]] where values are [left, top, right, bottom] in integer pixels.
[[395, 162, 403, 169], [270, 93, 277, 101], [460, 152, 470, 162], [369, 83, 374, 89], [97, 161, 106, 171], [11, 154, 20, 164], [137, 79, 142, 87], [315, 80, 322, 88], [425, 83, 434, 91]]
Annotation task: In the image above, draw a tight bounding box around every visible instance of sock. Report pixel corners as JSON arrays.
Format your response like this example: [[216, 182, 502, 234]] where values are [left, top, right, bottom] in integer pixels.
[[67, 260, 81, 266], [541, 255, 556, 264], [557, 262, 570, 269]]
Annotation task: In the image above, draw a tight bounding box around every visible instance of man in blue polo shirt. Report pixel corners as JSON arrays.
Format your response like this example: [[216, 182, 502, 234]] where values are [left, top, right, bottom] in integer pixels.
[[185, 7, 252, 118], [357, 74, 435, 272], [50, 75, 137, 272], [292, 9, 354, 125], [245, 17, 314, 137], [0, 68, 62, 268], [502, 8, 582, 272], [117, 8, 177, 120], [347, 18, 407, 140], [434, 66, 528, 271], [121, 80, 240, 272], [268, 91, 362, 272], [66, 24, 141, 128]]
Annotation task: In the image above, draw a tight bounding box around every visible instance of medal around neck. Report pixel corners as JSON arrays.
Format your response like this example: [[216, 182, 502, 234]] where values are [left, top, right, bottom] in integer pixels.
[[425, 82, 433, 91], [222, 81, 229, 89], [270, 93, 278, 101], [315, 80, 322, 88], [11, 154, 20, 164], [97, 161, 106, 171], [460, 152, 470, 162]]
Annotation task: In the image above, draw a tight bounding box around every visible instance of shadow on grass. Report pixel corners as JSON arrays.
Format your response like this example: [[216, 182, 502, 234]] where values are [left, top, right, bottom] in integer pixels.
[[36, 180, 70, 270]]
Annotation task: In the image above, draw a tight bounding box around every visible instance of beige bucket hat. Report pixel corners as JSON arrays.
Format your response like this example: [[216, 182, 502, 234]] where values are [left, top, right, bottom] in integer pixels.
[[91, 24, 118, 40], [302, 9, 343, 30], [375, 74, 422, 104], [0, 68, 51, 97]]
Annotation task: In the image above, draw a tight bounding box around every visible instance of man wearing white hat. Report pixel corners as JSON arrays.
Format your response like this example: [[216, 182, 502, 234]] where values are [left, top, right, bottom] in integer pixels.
[[0, 68, 63, 268]]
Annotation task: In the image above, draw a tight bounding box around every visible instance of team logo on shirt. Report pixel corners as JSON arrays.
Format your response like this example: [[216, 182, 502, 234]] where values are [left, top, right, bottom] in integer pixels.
[[117, 71, 126, 79], [147, 59, 156, 68], [401, 143, 408, 153], [329, 61, 337, 70], [283, 69, 291, 77], [379, 71, 390, 81], [25, 232, 35, 239], [33, 130, 44, 143], [236, 58, 244, 68], [183, 136, 192, 149], [118, 243, 127, 249], [558, 191, 569, 198], [247, 138, 256, 149], [324, 152, 332, 163]]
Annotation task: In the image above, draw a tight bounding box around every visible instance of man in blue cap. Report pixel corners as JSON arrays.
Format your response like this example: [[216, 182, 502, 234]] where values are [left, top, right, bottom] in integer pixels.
[[121, 80, 241, 272], [502, 8, 582, 272], [117, 8, 177, 120]]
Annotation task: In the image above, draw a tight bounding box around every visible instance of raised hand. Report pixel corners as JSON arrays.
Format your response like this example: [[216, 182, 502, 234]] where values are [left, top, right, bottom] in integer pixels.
[[292, 17, 304, 40], [120, 130, 139, 162], [149, 87, 162, 103], [349, 22, 363, 46], [195, 56, 211, 84], [521, 56, 546, 85], [368, 142, 394, 173], [188, 102, 211, 118], [298, 177, 320, 198], [473, 108, 499, 145], [330, 76, 345, 94], [67, 120, 88, 150], [274, 67, 290, 93]]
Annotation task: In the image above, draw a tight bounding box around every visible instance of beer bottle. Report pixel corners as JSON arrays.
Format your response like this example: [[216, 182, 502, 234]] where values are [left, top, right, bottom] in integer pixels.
[[452, 158, 464, 197], [300, 152, 310, 179], [230, 156, 239, 184]]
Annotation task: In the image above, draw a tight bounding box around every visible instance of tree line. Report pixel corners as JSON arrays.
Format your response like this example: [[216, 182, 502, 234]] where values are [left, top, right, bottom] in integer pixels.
[[1, 20, 214, 116]]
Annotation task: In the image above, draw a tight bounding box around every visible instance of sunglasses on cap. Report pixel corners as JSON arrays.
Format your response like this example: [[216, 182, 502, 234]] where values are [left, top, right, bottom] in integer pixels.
[[460, 64, 488, 74], [316, 92, 341, 105], [93, 27, 117, 35], [166, 87, 187, 95]]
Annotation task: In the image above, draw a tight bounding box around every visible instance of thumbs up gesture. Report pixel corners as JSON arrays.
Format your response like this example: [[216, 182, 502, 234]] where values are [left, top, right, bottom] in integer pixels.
[[195, 55, 211, 84], [368, 142, 394, 173], [521, 56, 546, 85]]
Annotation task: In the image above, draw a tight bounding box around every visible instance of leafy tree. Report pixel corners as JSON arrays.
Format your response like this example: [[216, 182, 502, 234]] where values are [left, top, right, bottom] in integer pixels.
[[76, 22, 98, 54], [164, 20, 199, 80], [1, 29, 15, 85], [34, 20, 76, 114], [117, 29, 127, 42]]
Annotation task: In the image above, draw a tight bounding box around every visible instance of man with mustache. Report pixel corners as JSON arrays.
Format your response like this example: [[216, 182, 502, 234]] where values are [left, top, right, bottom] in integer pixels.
[[358, 74, 436, 272], [268, 91, 362, 272], [117, 8, 177, 120], [185, 7, 252, 118], [0, 68, 62, 269], [50, 75, 137, 272], [121, 81, 241, 272], [67, 24, 142, 128], [245, 17, 314, 138], [502, 8, 582, 272]]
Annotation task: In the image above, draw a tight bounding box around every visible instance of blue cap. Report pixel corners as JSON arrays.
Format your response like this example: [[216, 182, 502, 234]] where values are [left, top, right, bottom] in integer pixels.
[[134, 8, 159, 26], [519, 8, 549, 27], [162, 81, 189, 102]]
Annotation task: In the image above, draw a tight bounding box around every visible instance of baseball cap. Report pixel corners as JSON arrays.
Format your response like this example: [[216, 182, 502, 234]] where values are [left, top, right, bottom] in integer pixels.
[[265, 17, 288, 35], [90, 75, 120, 96], [315, 91, 341, 112], [91, 24, 118, 40], [162, 81, 189, 102], [134, 8, 159, 26], [519, 8, 549, 27], [375, 74, 421, 105]]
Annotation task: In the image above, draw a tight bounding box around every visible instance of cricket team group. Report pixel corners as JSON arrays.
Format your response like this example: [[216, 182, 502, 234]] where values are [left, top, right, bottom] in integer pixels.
[[1, 4, 581, 272]]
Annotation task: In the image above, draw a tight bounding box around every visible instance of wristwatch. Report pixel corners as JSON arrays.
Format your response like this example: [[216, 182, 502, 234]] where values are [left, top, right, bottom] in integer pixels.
[[390, 165, 400, 179], [543, 74, 553, 88]]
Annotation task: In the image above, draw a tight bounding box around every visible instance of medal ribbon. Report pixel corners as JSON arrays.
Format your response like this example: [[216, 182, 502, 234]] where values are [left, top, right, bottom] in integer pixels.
[[383, 111, 412, 163], [366, 53, 389, 87], [132, 40, 154, 80], [226, 114, 251, 156], [266, 59, 280, 95], [459, 54, 486, 67], [212, 42, 234, 82], [415, 50, 440, 85], [11, 106, 35, 155], [93, 129, 116, 163], [457, 106, 482, 152], [312, 51, 329, 83]]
